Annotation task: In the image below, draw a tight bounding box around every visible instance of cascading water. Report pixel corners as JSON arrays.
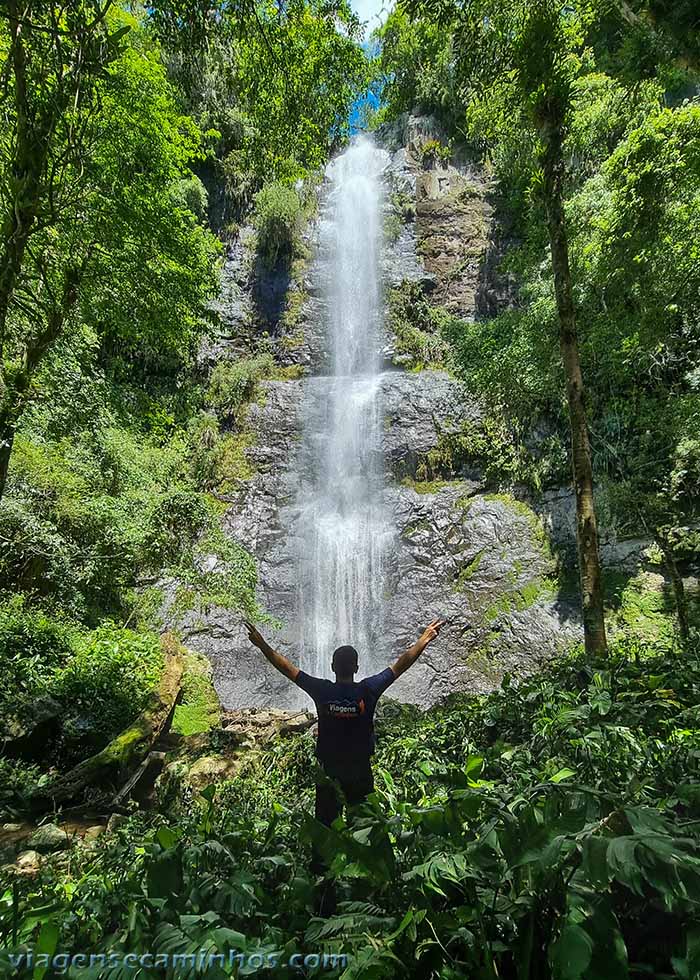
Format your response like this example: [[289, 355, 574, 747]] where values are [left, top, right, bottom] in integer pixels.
[[296, 136, 393, 681]]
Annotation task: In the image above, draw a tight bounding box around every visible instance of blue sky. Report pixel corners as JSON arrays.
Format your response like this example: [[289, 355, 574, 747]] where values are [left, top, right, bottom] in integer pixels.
[[350, 0, 389, 37], [346, 0, 389, 131]]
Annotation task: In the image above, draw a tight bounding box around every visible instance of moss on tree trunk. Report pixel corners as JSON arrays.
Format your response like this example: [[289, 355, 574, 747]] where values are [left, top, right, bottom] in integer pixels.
[[541, 124, 607, 656], [31, 634, 185, 810]]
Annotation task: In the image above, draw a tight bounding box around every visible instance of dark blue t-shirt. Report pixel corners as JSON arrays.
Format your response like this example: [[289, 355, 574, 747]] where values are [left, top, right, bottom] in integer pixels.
[[294, 667, 395, 768]]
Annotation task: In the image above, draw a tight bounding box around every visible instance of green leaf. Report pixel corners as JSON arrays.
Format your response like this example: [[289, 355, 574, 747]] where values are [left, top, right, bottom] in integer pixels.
[[156, 826, 179, 849], [147, 850, 183, 900], [549, 923, 593, 979], [465, 754, 484, 777], [550, 767, 576, 783], [32, 921, 59, 980], [607, 837, 644, 895], [582, 836, 611, 889]]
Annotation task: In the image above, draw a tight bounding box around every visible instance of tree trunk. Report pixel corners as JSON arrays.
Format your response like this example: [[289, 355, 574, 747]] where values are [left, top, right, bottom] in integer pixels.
[[541, 125, 607, 656], [0, 423, 16, 503], [30, 635, 185, 811], [0, 1, 52, 356], [0, 268, 80, 501]]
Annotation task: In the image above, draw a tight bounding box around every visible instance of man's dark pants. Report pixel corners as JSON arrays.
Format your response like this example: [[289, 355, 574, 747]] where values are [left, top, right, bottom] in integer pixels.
[[311, 759, 374, 915], [314, 760, 374, 828]]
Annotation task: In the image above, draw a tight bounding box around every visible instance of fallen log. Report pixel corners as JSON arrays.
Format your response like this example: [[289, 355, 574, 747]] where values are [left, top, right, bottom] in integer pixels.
[[112, 751, 167, 808], [31, 634, 185, 810]]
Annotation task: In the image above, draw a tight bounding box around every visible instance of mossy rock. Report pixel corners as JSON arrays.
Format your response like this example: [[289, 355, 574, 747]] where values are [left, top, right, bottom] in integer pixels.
[[401, 476, 458, 495], [455, 549, 486, 590], [483, 577, 558, 622], [280, 288, 307, 331], [213, 432, 257, 491], [279, 330, 305, 352], [483, 493, 552, 558], [172, 652, 221, 737]]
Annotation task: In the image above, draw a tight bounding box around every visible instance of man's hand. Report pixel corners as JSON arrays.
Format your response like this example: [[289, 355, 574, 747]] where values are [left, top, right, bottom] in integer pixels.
[[419, 618, 445, 646], [390, 617, 447, 678], [243, 619, 266, 650], [242, 619, 299, 682]]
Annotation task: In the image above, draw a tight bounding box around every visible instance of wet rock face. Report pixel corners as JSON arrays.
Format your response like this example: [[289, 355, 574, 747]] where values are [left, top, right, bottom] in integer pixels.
[[416, 172, 493, 319], [383, 486, 581, 704], [381, 370, 481, 478], [176, 368, 584, 709], [537, 487, 649, 570], [166, 378, 309, 711], [380, 112, 501, 320]]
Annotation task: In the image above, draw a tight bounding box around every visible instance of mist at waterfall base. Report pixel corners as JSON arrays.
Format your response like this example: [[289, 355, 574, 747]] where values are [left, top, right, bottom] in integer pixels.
[[295, 137, 395, 689]]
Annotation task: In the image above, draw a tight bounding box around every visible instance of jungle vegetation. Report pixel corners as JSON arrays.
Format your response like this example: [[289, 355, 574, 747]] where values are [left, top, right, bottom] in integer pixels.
[[0, 1, 699, 978]]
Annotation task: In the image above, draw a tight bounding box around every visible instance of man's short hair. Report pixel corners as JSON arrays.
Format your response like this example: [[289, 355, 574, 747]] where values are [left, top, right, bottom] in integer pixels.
[[332, 645, 359, 674]]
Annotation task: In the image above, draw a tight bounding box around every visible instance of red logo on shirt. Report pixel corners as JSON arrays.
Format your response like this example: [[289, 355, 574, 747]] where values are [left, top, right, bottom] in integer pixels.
[[326, 698, 366, 719]]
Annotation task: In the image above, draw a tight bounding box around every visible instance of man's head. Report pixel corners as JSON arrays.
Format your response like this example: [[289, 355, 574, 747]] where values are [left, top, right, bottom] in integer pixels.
[[332, 644, 359, 681]]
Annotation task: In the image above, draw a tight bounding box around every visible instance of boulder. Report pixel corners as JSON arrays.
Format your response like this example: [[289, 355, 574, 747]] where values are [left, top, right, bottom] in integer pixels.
[[2, 696, 62, 760], [221, 708, 316, 741], [15, 850, 41, 875], [106, 813, 128, 835], [83, 825, 106, 843], [0, 842, 18, 864], [27, 823, 69, 853], [186, 754, 242, 791]]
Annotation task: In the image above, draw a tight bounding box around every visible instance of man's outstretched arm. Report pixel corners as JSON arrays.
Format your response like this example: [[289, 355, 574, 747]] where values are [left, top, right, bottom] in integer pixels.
[[244, 620, 299, 682], [390, 618, 445, 678]]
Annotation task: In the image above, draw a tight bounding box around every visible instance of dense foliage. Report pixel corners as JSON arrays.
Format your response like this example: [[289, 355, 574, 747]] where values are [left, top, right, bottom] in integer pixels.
[[169, 0, 369, 219], [2, 641, 700, 978], [0, 0, 368, 779], [0, 0, 367, 627], [1, 3, 698, 979], [0, 596, 165, 810], [374, 0, 700, 632]]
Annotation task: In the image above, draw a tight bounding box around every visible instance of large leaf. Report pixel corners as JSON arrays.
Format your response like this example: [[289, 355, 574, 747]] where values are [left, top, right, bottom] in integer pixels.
[[549, 923, 594, 980], [32, 921, 59, 980], [146, 849, 183, 900]]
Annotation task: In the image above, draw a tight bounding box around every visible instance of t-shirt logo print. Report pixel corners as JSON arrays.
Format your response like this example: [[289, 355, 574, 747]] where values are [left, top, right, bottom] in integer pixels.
[[325, 697, 366, 719]]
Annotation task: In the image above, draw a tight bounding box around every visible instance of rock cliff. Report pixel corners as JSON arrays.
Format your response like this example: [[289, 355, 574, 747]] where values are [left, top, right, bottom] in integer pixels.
[[164, 114, 659, 709]]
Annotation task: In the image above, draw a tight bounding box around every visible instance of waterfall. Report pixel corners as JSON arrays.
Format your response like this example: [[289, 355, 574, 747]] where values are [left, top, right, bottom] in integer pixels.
[[296, 136, 393, 681]]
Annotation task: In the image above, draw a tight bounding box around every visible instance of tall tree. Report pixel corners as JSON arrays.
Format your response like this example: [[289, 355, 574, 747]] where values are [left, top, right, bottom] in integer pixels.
[[0, 4, 218, 499], [0, 1, 124, 496], [407, 0, 609, 654], [166, 0, 369, 189]]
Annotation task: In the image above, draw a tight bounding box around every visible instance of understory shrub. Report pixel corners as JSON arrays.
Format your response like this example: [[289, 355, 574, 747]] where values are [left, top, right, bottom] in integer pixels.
[[140, 490, 211, 569], [50, 625, 164, 763], [2, 407, 262, 622], [1, 428, 193, 618], [386, 280, 453, 369], [4, 638, 700, 978], [0, 606, 165, 772], [206, 353, 275, 422], [0, 596, 76, 727], [254, 181, 302, 266]]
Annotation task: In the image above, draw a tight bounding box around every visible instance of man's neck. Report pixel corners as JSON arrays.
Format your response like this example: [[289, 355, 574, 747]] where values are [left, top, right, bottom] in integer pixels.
[[335, 674, 354, 684]]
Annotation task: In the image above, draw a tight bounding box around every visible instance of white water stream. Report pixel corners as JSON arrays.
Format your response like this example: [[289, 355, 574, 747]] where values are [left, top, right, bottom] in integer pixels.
[[296, 137, 393, 680]]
